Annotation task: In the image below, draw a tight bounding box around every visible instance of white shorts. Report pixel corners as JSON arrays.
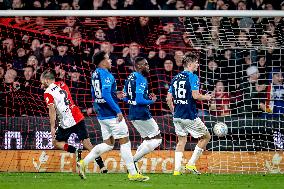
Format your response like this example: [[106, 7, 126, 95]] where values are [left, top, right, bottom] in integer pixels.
[[173, 117, 209, 138], [98, 118, 129, 140], [131, 118, 160, 138]]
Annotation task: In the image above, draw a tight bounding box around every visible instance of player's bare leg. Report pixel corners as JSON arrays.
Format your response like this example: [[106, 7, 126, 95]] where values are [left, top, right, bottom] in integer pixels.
[[118, 137, 149, 182], [186, 132, 211, 175], [173, 136, 187, 175], [82, 138, 108, 173]]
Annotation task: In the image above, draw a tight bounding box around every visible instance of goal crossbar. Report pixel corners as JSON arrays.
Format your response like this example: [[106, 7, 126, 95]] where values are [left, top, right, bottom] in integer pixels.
[[1, 10, 284, 17]]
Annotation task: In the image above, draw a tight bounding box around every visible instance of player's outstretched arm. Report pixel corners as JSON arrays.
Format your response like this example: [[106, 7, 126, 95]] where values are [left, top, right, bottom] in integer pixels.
[[166, 92, 174, 113]]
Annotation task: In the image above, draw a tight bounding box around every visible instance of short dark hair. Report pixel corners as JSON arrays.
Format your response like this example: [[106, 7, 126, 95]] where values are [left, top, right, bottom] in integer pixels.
[[134, 56, 145, 65], [41, 69, 55, 80], [24, 65, 35, 72], [92, 51, 106, 66], [182, 52, 198, 67]]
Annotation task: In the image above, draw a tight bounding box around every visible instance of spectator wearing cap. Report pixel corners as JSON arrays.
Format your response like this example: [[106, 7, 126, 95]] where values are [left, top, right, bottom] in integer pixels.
[[260, 68, 284, 118], [238, 66, 266, 117]]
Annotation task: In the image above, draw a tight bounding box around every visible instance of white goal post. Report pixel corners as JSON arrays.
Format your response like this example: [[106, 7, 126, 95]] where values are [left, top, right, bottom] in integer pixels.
[[1, 10, 284, 17]]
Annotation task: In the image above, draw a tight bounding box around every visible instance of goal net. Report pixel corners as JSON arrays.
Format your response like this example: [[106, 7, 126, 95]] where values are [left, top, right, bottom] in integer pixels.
[[0, 12, 283, 174]]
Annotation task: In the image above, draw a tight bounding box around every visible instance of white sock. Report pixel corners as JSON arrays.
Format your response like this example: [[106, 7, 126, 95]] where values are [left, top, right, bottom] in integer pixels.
[[84, 143, 113, 165], [120, 141, 137, 175], [174, 151, 183, 171], [188, 145, 204, 166], [133, 139, 162, 162]]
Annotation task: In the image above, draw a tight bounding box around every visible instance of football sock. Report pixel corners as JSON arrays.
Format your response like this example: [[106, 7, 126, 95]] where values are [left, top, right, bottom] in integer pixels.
[[133, 139, 162, 162], [84, 143, 113, 165], [188, 145, 204, 166], [95, 156, 105, 169], [174, 151, 183, 171], [64, 144, 76, 153], [120, 141, 137, 175]]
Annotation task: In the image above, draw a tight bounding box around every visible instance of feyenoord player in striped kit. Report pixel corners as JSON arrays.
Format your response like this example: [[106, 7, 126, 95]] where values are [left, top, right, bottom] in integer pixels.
[[41, 69, 107, 174]]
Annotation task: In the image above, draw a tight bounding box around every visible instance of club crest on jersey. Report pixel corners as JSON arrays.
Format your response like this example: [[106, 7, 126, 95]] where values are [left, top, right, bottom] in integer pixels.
[[105, 77, 111, 84], [93, 71, 98, 78]]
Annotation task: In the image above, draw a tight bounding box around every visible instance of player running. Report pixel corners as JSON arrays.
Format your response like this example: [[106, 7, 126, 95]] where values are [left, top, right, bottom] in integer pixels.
[[123, 57, 162, 167], [77, 51, 149, 181], [166, 52, 212, 175], [40, 69, 108, 174]]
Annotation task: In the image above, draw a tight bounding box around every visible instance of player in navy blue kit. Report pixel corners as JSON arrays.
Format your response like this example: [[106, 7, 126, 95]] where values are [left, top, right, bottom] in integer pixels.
[[77, 51, 149, 181], [124, 57, 162, 166], [166, 52, 212, 176]]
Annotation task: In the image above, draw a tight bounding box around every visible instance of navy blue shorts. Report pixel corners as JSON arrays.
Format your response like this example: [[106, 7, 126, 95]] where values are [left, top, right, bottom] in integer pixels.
[[55, 120, 89, 142]]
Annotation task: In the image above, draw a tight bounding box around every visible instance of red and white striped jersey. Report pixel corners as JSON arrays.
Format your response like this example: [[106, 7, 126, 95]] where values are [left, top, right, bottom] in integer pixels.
[[44, 81, 84, 129]]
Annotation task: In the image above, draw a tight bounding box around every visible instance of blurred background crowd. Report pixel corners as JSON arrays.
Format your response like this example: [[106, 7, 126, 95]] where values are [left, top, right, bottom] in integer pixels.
[[0, 1, 283, 119], [0, 0, 284, 11]]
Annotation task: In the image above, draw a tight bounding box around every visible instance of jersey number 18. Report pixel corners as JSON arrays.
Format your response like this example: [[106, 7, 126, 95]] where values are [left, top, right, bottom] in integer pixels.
[[173, 80, 186, 99]]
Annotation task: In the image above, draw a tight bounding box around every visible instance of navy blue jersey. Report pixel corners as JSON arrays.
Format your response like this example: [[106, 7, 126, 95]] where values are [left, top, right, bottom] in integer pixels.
[[91, 68, 120, 120], [124, 72, 152, 120], [169, 71, 199, 120]]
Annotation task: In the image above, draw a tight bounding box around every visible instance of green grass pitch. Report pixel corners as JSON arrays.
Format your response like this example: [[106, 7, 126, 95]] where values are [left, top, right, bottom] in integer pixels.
[[0, 173, 283, 189]]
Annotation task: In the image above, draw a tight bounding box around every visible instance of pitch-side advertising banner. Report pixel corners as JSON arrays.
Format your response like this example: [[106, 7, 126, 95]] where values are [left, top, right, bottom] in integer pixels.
[[0, 150, 283, 174]]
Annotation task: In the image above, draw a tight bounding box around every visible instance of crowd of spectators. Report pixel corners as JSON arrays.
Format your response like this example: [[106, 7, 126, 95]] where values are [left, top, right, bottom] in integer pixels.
[[1, 0, 284, 11], [0, 14, 283, 119]]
